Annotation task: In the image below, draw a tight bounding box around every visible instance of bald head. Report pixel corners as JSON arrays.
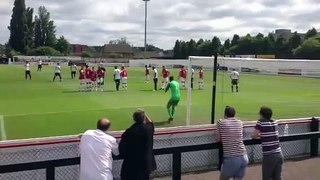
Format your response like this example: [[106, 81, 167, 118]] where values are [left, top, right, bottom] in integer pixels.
[[97, 118, 111, 132]]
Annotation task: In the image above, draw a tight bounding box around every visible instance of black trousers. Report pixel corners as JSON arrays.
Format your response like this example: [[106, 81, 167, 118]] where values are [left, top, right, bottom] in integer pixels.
[[115, 79, 120, 91], [191, 78, 194, 89], [71, 71, 76, 79], [53, 73, 62, 81], [37, 65, 42, 71], [25, 71, 31, 80], [153, 78, 158, 90]]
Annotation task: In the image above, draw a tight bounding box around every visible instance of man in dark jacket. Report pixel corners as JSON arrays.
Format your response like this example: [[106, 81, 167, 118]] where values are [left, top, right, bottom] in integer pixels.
[[120, 110, 156, 180]]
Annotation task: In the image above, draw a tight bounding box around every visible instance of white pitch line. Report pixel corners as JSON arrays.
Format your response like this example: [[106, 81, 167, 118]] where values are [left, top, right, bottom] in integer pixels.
[[0, 115, 7, 140], [4, 105, 170, 117]]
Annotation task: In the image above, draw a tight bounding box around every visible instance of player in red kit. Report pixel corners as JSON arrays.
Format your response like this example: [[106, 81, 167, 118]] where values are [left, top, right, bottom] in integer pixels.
[[161, 66, 170, 90], [121, 66, 128, 90], [198, 66, 204, 90], [97, 66, 106, 91], [145, 65, 150, 83], [90, 67, 98, 91], [85, 65, 92, 91], [79, 66, 86, 91], [179, 66, 187, 89]]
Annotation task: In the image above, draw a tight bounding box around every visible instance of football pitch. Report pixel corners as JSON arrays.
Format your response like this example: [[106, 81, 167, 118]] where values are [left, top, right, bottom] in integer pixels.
[[0, 65, 319, 140]]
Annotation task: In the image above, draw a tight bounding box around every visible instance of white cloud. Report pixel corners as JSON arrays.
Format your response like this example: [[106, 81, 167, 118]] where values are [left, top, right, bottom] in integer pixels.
[[0, 0, 319, 49]]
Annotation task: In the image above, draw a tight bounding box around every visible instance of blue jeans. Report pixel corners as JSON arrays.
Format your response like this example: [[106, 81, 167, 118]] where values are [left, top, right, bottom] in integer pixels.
[[221, 154, 249, 179]]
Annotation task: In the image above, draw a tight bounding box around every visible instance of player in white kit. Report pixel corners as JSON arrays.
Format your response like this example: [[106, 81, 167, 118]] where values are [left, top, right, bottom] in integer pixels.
[[230, 70, 240, 92], [53, 63, 62, 82]]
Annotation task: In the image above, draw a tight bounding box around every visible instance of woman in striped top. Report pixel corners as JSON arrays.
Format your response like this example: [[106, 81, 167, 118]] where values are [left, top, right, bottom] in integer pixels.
[[216, 106, 248, 180], [252, 107, 283, 180]]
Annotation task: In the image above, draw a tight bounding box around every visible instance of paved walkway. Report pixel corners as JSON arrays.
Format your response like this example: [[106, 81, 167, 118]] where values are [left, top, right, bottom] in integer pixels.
[[155, 158, 320, 180]]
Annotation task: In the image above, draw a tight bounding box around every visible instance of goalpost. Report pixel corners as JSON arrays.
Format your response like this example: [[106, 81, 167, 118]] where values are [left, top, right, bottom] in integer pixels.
[[129, 57, 320, 126], [187, 56, 216, 126]]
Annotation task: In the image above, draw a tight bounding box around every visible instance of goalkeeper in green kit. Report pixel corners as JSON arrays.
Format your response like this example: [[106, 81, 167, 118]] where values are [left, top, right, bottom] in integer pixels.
[[165, 76, 181, 122]]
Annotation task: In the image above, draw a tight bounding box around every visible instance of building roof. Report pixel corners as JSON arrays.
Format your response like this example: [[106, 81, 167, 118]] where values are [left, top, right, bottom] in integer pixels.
[[102, 44, 135, 54]]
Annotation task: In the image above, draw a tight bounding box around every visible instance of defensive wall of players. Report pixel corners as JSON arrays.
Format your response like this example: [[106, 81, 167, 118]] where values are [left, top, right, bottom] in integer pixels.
[[0, 117, 319, 179]]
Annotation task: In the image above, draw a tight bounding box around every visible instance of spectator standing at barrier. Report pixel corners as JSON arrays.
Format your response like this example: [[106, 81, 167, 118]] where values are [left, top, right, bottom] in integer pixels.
[[120, 110, 157, 180], [252, 107, 283, 180], [216, 106, 248, 180], [79, 118, 119, 180]]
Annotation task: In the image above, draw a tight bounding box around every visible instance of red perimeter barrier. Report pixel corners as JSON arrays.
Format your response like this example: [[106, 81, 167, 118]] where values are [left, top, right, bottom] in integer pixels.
[[0, 118, 315, 149]]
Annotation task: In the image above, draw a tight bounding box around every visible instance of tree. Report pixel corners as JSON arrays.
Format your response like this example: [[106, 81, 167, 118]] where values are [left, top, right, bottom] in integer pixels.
[[55, 36, 70, 55], [34, 6, 56, 47], [294, 36, 320, 59], [109, 37, 129, 45], [27, 46, 61, 56], [81, 51, 93, 58], [198, 40, 212, 56], [211, 36, 221, 55], [224, 39, 231, 50], [186, 39, 197, 56], [8, 0, 27, 53], [254, 33, 266, 54], [25, 7, 34, 51], [264, 33, 275, 54], [231, 34, 240, 46], [275, 36, 290, 58], [289, 32, 302, 50], [180, 41, 187, 59], [305, 28, 318, 40], [220, 39, 231, 55], [173, 40, 181, 59]]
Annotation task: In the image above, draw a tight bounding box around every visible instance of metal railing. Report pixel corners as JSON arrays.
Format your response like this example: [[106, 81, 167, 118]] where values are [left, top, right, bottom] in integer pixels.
[[1, 129, 319, 180]]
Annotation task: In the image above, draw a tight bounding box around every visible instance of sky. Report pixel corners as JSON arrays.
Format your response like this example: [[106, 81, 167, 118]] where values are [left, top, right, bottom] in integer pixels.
[[0, 0, 319, 49]]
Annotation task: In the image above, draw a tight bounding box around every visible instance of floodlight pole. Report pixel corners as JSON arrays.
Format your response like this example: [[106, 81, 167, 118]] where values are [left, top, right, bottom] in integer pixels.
[[211, 54, 218, 124], [143, 0, 150, 57]]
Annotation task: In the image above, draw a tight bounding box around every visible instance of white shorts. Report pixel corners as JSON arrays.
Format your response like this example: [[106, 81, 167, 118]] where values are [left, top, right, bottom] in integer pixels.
[[98, 77, 104, 83], [80, 79, 86, 84], [163, 77, 169, 83], [199, 79, 204, 83], [86, 79, 92, 84], [146, 74, 150, 80], [180, 77, 185, 82], [122, 77, 127, 84]]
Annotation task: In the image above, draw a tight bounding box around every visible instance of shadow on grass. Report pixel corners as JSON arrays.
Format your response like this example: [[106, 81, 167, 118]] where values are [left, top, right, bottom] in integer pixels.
[[62, 90, 116, 93]]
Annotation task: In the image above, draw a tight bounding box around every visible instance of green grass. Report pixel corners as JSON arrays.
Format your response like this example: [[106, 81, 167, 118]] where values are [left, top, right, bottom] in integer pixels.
[[0, 65, 319, 140]]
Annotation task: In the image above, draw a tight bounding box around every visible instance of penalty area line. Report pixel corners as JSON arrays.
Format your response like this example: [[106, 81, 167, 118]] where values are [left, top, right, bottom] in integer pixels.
[[0, 115, 7, 141]]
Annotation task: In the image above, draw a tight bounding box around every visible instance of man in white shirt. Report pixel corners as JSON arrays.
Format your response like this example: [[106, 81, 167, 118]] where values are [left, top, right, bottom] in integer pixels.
[[53, 63, 62, 82], [114, 66, 121, 91], [79, 118, 119, 180], [191, 68, 195, 89], [152, 66, 158, 91], [71, 64, 77, 79], [230, 70, 240, 92], [37, 60, 42, 71], [25, 61, 31, 80]]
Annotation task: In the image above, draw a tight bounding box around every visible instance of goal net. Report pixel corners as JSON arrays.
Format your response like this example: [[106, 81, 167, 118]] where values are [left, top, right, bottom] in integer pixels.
[[130, 57, 320, 126]]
